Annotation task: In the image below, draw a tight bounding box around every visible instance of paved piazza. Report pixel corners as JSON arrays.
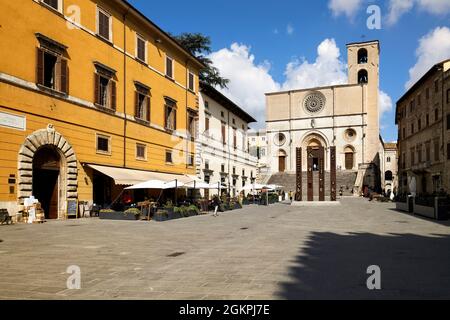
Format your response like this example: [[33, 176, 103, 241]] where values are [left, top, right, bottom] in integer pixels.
[[1, 198, 450, 300]]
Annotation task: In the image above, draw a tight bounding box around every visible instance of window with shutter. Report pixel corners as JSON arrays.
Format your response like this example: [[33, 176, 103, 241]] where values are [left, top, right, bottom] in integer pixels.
[[188, 71, 195, 91], [164, 99, 177, 131], [135, 84, 150, 121], [136, 35, 146, 62], [222, 123, 226, 145], [166, 56, 174, 79], [97, 8, 111, 41], [42, 0, 59, 10]]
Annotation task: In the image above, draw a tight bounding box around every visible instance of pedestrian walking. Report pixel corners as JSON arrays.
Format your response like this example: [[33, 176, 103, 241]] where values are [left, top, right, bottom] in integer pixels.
[[213, 196, 220, 217], [289, 191, 293, 203]]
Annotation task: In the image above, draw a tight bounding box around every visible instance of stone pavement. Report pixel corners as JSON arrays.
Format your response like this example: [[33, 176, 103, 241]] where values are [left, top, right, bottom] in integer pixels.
[[0, 198, 449, 300]]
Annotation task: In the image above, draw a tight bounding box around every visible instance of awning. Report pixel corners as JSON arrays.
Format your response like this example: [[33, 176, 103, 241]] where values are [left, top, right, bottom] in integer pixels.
[[86, 164, 197, 185]]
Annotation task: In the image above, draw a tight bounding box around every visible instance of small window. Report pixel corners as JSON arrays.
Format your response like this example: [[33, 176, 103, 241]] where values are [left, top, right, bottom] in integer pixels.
[[96, 134, 111, 154], [435, 108, 439, 122], [447, 89, 450, 103], [166, 56, 174, 79], [447, 114, 450, 130], [232, 118, 236, 125], [233, 128, 237, 149], [418, 119, 422, 131], [204, 116, 210, 133], [97, 7, 112, 41], [426, 88, 430, 99], [205, 160, 209, 170], [387, 157, 391, 163], [221, 111, 225, 118], [221, 122, 226, 145], [164, 99, 177, 131], [435, 79, 439, 93], [221, 164, 225, 173], [42, 0, 60, 11], [417, 94, 421, 106], [136, 143, 147, 160], [426, 114, 430, 127], [205, 101, 209, 109], [165, 150, 173, 163], [188, 113, 196, 139], [188, 71, 195, 91], [187, 154, 194, 167], [136, 34, 146, 62], [434, 140, 440, 161], [447, 144, 450, 161], [411, 123, 414, 135]]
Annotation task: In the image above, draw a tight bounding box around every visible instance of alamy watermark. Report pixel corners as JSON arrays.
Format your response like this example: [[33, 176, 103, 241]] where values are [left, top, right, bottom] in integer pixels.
[[66, 265, 81, 290], [366, 265, 381, 290]]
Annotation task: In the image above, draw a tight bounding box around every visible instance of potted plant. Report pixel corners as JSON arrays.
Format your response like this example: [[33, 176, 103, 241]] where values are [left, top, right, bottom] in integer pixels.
[[187, 205, 200, 216], [153, 210, 169, 222], [164, 200, 175, 215], [124, 208, 141, 220]]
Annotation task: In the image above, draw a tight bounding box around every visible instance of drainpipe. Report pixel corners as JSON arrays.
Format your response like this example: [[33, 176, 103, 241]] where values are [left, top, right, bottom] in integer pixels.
[[122, 7, 131, 168]]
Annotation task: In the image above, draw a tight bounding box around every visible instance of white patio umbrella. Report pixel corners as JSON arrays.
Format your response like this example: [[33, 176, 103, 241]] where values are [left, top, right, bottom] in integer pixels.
[[125, 179, 185, 190], [185, 181, 217, 189]]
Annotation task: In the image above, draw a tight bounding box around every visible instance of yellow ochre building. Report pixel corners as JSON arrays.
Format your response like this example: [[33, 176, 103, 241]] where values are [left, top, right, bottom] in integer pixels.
[[0, 0, 204, 220]]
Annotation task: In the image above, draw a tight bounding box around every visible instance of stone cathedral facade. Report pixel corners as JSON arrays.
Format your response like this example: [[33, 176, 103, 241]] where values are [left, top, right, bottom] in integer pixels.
[[265, 40, 385, 193]]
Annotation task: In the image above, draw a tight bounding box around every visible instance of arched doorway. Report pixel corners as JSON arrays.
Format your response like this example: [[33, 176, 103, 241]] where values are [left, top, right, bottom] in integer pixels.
[[344, 146, 355, 170], [33, 146, 61, 219], [278, 150, 287, 173], [308, 138, 322, 171], [385, 170, 393, 181], [18, 125, 78, 219]]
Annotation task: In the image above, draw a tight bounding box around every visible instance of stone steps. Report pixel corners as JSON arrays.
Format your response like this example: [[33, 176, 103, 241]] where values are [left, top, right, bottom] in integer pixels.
[[268, 171, 357, 196]]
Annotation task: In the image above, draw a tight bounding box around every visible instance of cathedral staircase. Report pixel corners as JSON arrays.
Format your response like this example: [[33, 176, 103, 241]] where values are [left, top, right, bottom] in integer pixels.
[[267, 171, 358, 197]]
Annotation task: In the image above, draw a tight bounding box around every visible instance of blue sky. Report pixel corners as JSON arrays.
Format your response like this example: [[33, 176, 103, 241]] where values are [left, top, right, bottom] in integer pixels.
[[129, 0, 450, 142]]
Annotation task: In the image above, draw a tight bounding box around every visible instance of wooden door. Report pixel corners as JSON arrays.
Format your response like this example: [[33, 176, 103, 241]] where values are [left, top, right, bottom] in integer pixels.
[[49, 173, 59, 219], [279, 156, 286, 173], [345, 153, 354, 170]]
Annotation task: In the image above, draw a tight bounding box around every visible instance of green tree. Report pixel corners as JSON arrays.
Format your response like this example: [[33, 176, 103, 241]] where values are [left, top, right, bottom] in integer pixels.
[[172, 33, 229, 89]]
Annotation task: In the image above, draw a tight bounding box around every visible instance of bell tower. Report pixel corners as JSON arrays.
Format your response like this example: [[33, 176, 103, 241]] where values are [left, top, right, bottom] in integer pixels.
[[347, 40, 380, 164]]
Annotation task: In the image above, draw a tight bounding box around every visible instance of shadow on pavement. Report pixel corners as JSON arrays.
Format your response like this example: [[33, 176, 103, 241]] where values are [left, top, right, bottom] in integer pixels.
[[276, 232, 450, 300], [388, 208, 450, 227]]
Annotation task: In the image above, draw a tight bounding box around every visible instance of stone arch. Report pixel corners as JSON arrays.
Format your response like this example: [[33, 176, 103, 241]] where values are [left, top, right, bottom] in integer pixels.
[[18, 125, 78, 211], [300, 131, 330, 150]]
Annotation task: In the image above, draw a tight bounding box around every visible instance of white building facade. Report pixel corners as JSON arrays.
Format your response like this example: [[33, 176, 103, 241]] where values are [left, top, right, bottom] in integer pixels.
[[197, 84, 258, 197], [248, 129, 269, 173], [265, 40, 383, 192]]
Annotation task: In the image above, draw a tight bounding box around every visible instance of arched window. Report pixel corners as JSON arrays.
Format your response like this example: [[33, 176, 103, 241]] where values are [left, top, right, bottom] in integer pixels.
[[358, 69, 368, 84], [358, 48, 368, 64]]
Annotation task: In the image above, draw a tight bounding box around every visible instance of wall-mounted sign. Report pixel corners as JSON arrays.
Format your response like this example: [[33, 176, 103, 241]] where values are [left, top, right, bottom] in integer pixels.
[[0, 111, 26, 131]]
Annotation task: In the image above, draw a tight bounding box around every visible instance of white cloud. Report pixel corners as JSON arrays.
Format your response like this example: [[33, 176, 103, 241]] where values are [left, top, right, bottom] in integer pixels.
[[328, 0, 363, 18], [286, 24, 294, 35], [386, 0, 415, 25], [379, 90, 393, 115], [416, 0, 450, 15], [282, 39, 348, 90], [387, 0, 450, 25], [208, 43, 280, 126], [406, 26, 450, 88], [209, 39, 393, 128]]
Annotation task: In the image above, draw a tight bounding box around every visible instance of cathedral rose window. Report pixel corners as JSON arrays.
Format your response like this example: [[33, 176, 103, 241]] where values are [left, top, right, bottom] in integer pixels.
[[304, 92, 326, 114]]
